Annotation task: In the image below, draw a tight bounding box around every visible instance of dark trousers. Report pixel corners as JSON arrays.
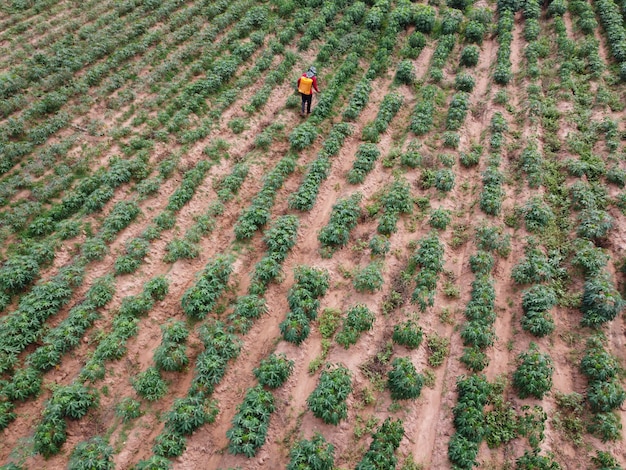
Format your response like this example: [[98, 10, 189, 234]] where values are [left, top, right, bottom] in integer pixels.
[[300, 93, 312, 114]]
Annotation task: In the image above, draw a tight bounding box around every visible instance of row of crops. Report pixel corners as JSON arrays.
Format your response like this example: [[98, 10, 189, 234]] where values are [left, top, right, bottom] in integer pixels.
[[0, 0, 626, 468]]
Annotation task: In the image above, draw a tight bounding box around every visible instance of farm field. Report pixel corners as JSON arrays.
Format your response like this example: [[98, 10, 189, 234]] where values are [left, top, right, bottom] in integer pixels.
[[1, 0, 626, 468]]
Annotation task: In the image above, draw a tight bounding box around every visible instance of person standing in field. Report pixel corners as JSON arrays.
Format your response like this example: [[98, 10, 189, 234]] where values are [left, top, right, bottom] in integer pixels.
[[297, 66, 320, 116]]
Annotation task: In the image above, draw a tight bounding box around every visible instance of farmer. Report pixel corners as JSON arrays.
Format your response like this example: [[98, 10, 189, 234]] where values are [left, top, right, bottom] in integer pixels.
[[297, 66, 320, 116]]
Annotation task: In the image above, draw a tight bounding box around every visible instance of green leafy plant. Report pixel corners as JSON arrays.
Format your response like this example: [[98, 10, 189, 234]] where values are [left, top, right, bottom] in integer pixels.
[[182, 255, 233, 320], [513, 343, 554, 399], [388, 357, 424, 400], [460, 45, 480, 67], [68, 436, 113, 470], [227, 385, 275, 457], [353, 262, 384, 293], [395, 59, 415, 85], [429, 208, 451, 230], [133, 367, 168, 401], [515, 450, 561, 469], [280, 266, 329, 344], [580, 272, 624, 328], [154, 320, 189, 372], [427, 333, 450, 367], [591, 450, 623, 469], [287, 433, 335, 470], [307, 364, 352, 425], [254, 353, 294, 389], [318, 193, 362, 249], [588, 411, 622, 442], [347, 144, 380, 184], [115, 397, 142, 422], [336, 304, 375, 348], [521, 285, 557, 337], [356, 418, 404, 470]]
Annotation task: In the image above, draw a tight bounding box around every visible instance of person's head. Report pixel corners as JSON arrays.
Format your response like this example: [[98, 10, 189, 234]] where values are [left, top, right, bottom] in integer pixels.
[[305, 71, 314, 78], [308, 66, 316, 76]]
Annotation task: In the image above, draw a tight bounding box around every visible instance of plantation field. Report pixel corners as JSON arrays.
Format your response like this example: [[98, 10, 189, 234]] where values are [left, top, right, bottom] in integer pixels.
[[1, 0, 626, 468]]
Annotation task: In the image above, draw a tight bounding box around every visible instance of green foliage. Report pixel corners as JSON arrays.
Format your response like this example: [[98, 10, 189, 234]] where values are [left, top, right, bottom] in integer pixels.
[[588, 411, 622, 442], [469, 251, 494, 275], [133, 367, 167, 401], [33, 404, 67, 457], [115, 238, 149, 275], [460, 346, 490, 372], [580, 272, 624, 327], [395, 60, 416, 85], [254, 353, 294, 389], [460, 144, 482, 167], [307, 364, 352, 425], [511, 240, 557, 284], [587, 378, 626, 412], [287, 433, 335, 470], [427, 333, 450, 367], [592, 450, 623, 469], [182, 255, 233, 320], [215, 163, 248, 201], [152, 429, 186, 458], [101, 200, 141, 240], [348, 144, 380, 184], [263, 215, 299, 261], [165, 394, 217, 436], [448, 433, 479, 469], [580, 337, 619, 382], [410, 86, 437, 135], [452, 374, 490, 448], [392, 320, 423, 349], [86, 275, 115, 308], [0, 254, 39, 292], [414, 4, 436, 32], [577, 208, 613, 240], [370, 234, 391, 255], [571, 239, 609, 276], [154, 320, 189, 372], [446, 92, 470, 131], [388, 357, 424, 400], [3, 367, 42, 401], [515, 450, 561, 469], [480, 167, 504, 215], [521, 285, 557, 337], [68, 436, 113, 470], [0, 401, 16, 431], [227, 385, 275, 457], [455, 73, 476, 92], [464, 20, 486, 44], [353, 262, 384, 293], [520, 142, 543, 187], [281, 266, 329, 344], [356, 418, 404, 470], [318, 193, 362, 249], [513, 343, 554, 399], [234, 155, 297, 239], [231, 295, 268, 330], [523, 197, 555, 232], [144, 276, 169, 301], [434, 168, 455, 192], [336, 304, 375, 348], [483, 397, 518, 448], [409, 232, 445, 311], [115, 397, 142, 422], [163, 238, 199, 263], [475, 223, 511, 256], [289, 122, 318, 150], [133, 456, 172, 470], [460, 45, 480, 67]]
